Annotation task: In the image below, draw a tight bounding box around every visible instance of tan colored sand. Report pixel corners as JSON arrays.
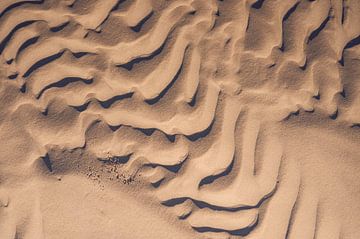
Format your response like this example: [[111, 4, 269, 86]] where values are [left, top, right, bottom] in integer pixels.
[[0, 0, 360, 238]]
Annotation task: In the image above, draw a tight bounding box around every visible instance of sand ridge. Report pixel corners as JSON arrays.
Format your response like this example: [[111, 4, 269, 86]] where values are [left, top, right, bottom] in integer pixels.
[[0, 0, 360, 238]]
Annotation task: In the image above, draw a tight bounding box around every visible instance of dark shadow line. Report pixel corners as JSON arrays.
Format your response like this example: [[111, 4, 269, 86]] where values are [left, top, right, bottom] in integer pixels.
[[117, 37, 167, 71], [151, 177, 164, 188], [17, 36, 39, 57], [339, 35, 360, 65], [23, 50, 64, 77], [344, 34, 360, 49], [283, 109, 300, 121], [130, 11, 154, 32], [70, 101, 91, 112], [98, 154, 132, 164], [6, 58, 13, 64], [186, 119, 214, 141], [41, 107, 48, 116], [134, 127, 155, 136], [351, 123, 360, 129], [215, 9, 220, 16], [165, 134, 175, 142], [8, 72, 18, 80], [37, 77, 93, 98], [251, 0, 265, 9], [148, 155, 188, 174], [280, 2, 299, 51], [188, 87, 198, 107], [285, 183, 301, 239], [283, 2, 299, 22], [50, 21, 69, 32], [110, 0, 127, 12], [86, 0, 128, 34], [161, 197, 187, 207], [42, 153, 52, 172], [193, 189, 274, 212], [299, 58, 307, 70], [307, 14, 330, 43], [329, 109, 338, 120], [108, 124, 121, 132], [98, 92, 133, 108], [162, 191, 273, 212], [20, 83, 26, 93], [163, 155, 188, 173], [0, 20, 35, 54], [340, 88, 346, 98], [144, 51, 186, 105], [72, 51, 91, 58], [313, 92, 320, 100], [341, 0, 346, 24], [193, 217, 258, 236], [199, 157, 234, 187], [0, 0, 44, 18]]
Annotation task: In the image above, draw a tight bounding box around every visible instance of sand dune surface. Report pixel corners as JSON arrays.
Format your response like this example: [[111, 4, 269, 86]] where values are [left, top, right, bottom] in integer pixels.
[[0, 0, 360, 238]]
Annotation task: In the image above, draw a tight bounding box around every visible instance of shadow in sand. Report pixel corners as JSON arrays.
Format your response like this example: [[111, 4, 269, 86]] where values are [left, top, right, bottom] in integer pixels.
[[23, 51, 64, 77], [37, 77, 93, 98], [130, 11, 154, 32], [199, 157, 234, 187]]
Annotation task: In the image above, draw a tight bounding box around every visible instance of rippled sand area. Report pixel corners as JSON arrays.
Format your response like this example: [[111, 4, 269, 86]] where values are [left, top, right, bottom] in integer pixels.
[[0, 0, 359, 238]]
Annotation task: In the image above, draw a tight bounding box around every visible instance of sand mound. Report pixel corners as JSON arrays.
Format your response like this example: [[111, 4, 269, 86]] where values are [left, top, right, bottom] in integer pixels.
[[0, 0, 360, 238]]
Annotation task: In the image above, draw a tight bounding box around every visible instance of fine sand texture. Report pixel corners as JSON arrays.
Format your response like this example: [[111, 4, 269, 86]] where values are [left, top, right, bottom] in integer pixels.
[[0, 0, 360, 238]]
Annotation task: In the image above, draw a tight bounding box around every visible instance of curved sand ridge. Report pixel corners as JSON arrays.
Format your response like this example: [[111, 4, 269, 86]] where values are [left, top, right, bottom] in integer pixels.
[[0, 0, 360, 238]]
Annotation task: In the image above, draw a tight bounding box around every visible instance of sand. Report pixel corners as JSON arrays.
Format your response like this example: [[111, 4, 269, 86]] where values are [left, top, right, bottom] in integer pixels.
[[0, 0, 360, 238]]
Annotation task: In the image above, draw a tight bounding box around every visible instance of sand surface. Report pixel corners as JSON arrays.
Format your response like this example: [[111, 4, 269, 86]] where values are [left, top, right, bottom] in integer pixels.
[[0, 0, 360, 238]]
